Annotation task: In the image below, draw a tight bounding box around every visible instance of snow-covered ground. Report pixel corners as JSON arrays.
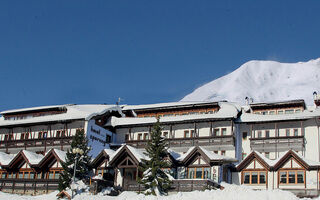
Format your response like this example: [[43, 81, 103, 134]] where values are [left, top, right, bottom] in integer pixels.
[[182, 58, 320, 105], [0, 183, 317, 200]]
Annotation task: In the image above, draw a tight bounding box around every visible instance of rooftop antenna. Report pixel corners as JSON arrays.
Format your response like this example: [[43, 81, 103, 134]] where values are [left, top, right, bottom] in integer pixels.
[[116, 97, 123, 105]]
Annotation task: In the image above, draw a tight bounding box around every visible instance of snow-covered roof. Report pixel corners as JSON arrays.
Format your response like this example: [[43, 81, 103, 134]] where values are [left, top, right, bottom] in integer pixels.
[[107, 102, 240, 127], [122, 101, 220, 111], [237, 150, 320, 171], [170, 146, 237, 163], [199, 146, 237, 162], [238, 108, 320, 123], [103, 149, 115, 157], [22, 150, 44, 165], [52, 149, 67, 163], [109, 144, 148, 164], [0, 104, 122, 127], [0, 152, 16, 166]]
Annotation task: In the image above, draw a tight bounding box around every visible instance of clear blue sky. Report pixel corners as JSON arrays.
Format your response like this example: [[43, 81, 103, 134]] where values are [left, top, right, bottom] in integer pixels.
[[1, 0, 320, 111]]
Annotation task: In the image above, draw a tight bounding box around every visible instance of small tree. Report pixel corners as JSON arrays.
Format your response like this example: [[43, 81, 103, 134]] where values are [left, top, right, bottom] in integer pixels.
[[59, 129, 92, 191], [138, 118, 171, 195]]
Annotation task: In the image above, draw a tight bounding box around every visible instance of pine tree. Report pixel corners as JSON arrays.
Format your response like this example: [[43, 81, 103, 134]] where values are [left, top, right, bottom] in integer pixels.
[[58, 129, 92, 191], [138, 118, 172, 195]]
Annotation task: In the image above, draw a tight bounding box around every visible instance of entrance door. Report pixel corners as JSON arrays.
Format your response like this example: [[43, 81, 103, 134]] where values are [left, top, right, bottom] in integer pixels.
[[123, 168, 137, 191]]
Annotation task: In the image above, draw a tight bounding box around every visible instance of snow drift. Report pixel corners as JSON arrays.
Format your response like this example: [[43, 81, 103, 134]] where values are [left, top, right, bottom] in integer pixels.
[[0, 183, 308, 200], [182, 58, 320, 105]]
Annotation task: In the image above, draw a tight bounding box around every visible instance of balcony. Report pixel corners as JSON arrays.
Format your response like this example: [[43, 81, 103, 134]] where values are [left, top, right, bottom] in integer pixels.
[[0, 178, 59, 193], [250, 136, 305, 152], [0, 136, 73, 150], [123, 179, 221, 192], [126, 135, 235, 149]]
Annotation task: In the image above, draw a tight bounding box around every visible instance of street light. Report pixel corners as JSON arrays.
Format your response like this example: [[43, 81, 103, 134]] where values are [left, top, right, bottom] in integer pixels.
[[71, 147, 84, 199]]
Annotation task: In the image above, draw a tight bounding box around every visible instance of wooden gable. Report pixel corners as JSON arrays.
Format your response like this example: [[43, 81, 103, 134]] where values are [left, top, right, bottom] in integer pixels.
[[182, 147, 211, 167], [236, 152, 271, 171], [5, 151, 34, 170], [273, 150, 309, 171], [38, 149, 64, 169], [109, 146, 140, 168]]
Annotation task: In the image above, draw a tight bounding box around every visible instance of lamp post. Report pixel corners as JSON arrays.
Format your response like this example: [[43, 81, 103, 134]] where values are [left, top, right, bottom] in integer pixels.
[[71, 147, 84, 199]]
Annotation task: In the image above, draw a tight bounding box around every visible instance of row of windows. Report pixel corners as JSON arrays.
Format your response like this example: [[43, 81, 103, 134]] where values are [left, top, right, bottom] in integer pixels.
[[3, 130, 68, 141], [243, 171, 266, 184], [254, 109, 302, 115], [139, 110, 217, 118], [279, 170, 304, 184], [126, 128, 228, 141], [243, 170, 305, 185], [187, 167, 211, 179], [256, 129, 299, 138], [0, 170, 62, 180]]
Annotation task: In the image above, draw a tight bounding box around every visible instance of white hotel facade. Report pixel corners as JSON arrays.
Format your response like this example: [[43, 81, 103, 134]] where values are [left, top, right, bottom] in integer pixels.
[[1, 97, 320, 194]]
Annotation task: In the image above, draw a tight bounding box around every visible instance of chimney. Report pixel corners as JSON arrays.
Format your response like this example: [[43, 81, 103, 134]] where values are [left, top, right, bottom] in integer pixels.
[[245, 97, 249, 105]]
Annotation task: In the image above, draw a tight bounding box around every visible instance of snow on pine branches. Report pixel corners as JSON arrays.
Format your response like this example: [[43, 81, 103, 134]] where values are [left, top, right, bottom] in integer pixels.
[[138, 118, 172, 196], [59, 129, 93, 191]]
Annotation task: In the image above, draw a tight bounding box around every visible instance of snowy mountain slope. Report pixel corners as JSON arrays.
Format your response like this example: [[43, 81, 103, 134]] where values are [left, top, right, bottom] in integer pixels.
[[181, 58, 320, 105]]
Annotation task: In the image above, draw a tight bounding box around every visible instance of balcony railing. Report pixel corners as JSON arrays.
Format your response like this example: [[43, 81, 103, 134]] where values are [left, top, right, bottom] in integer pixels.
[[0, 136, 73, 149], [123, 179, 220, 192], [0, 178, 59, 193], [250, 136, 305, 152], [126, 135, 235, 149]]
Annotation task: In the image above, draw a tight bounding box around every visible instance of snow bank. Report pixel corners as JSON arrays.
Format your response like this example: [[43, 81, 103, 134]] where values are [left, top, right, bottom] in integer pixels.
[[0, 183, 311, 200]]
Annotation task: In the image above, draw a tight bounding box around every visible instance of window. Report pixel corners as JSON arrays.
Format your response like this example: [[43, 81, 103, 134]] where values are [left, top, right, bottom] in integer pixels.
[[221, 128, 227, 136], [265, 152, 270, 159], [294, 129, 299, 136], [259, 172, 266, 184], [285, 109, 294, 114], [242, 153, 247, 160], [138, 134, 143, 140], [265, 130, 270, 138], [188, 167, 211, 179], [106, 135, 111, 143], [43, 132, 47, 138], [295, 109, 302, 113], [56, 131, 61, 137], [269, 111, 275, 115], [242, 132, 248, 140], [30, 172, 35, 179], [25, 133, 29, 139], [242, 171, 267, 185], [188, 168, 195, 179], [144, 133, 149, 140], [286, 129, 290, 137], [213, 129, 220, 136], [184, 130, 190, 138], [251, 172, 258, 184], [279, 170, 305, 184], [1, 172, 6, 179], [244, 172, 250, 184], [257, 131, 262, 138], [278, 110, 284, 114], [191, 130, 195, 137], [38, 132, 43, 139], [261, 111, 267, 115]]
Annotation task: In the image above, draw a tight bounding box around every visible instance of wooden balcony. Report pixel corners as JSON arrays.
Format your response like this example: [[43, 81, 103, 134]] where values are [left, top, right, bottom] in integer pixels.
[[0, 178, 59, 193], [126, 135, 235, 149], [250, 136, 305, 152], [0, 136, 73, 150], [123, 179, 220, 192]]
